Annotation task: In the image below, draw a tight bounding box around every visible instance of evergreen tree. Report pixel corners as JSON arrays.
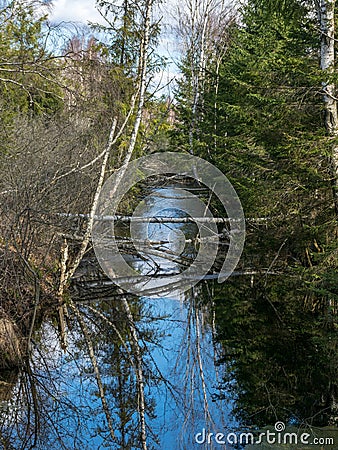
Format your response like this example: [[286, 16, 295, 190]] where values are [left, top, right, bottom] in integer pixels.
[[0, 0, 62, 121], [174, 0, 336, 270], [172, 0, 338, 429]]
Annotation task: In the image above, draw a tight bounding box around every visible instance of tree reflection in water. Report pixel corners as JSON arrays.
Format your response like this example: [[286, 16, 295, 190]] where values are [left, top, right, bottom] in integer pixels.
[[0, 184, 337, 449], [213, 275, 338, 431], [0, 286, 235, 450], [0, 276, 337, 449]]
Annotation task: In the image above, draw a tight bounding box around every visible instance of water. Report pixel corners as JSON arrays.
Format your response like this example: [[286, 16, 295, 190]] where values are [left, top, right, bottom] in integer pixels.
[[0, 184, 236, 449], [1, 184, 337, 449]]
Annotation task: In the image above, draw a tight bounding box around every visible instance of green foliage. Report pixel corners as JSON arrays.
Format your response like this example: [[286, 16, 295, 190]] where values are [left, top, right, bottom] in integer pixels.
[[0, 0, 63, 125], [173, 0, 338, 431], [213, 275, 338, 428], [94, 0, 141, 71], [92, 0, 163, 77], [209, 9, 323, 210], [173, 0, 336, 265]]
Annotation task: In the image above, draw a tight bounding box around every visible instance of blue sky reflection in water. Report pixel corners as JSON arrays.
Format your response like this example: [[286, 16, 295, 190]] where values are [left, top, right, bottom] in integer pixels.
[[31, 296, 236, 448], [24, 186, 236, 449]]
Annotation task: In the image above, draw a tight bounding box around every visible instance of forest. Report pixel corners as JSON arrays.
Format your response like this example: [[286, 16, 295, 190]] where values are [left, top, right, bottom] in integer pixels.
[[0, 0, 337, 449]]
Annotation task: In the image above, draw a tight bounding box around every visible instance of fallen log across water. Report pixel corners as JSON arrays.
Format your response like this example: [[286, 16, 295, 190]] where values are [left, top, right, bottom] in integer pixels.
[[54, 212, 267, 224]]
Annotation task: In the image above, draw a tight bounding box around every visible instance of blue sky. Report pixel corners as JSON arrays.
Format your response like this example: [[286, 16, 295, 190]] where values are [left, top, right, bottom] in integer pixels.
[[48, 0, 181, 94]]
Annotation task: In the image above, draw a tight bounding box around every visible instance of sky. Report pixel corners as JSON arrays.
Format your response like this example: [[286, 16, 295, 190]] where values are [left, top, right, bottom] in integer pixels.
[[48, 0, 181, 94], [49, 0, 104, 24]]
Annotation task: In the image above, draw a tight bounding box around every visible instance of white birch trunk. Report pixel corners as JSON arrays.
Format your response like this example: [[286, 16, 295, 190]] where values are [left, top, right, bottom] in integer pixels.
[[126, 0, 153, 159], [319, 0, 338, 214], [188, 0, 210, 157], [57, 117, 118, 300], [99, 0, 153, 213], [319, 2, 338, 425], [57, 0, 153, 295]]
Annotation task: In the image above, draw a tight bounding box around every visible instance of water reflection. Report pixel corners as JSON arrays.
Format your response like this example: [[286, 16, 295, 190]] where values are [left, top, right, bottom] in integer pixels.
[[94, 185, 221, 297], [0, 186, 337, 449], [213, 276, 338, 430], [0, 294, 235, 449]]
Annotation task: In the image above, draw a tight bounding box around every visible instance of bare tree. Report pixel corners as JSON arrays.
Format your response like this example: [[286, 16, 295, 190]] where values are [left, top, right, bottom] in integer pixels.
[[174, 0, 236, 156]]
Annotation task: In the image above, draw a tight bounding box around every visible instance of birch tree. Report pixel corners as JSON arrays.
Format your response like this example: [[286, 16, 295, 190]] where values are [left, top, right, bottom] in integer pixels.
[[318, 0, 338, 215], [57, 0, 156, 312], [318, 5, 338, 422], [56, 1, 157, 446], [174, 0, 236, 157]]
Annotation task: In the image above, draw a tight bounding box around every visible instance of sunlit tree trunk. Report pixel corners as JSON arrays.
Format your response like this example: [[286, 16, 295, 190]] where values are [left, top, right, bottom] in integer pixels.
[[318, 1, 338, 426], [124, 0, 152, 153], [179, 0, 212, 156], [57, 0, 154, 305], [319, 0, 338, 215], [189, 5, 209, 156], [176, 0, 235, 160]]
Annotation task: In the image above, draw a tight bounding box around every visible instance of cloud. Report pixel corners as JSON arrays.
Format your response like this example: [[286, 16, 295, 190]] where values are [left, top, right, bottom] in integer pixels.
[[49, 0, 104, 24]]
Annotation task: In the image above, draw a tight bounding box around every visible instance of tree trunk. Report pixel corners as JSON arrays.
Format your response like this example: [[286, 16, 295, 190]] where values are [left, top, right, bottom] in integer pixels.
[[187, 0, 211, 157], [319, 0, 338, 424], [319, 0, 338, 215], [123, 0, 153, 162]]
